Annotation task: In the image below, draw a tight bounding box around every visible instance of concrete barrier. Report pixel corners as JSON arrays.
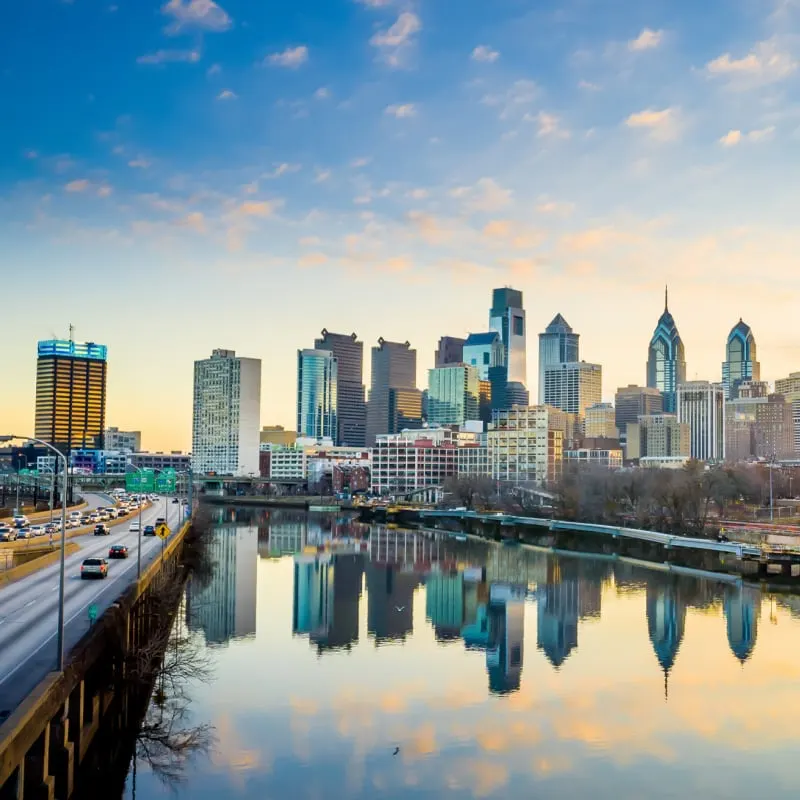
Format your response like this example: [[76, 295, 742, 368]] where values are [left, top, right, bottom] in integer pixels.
[[0, 543, 80, 587], [0, 500, 88, 526]]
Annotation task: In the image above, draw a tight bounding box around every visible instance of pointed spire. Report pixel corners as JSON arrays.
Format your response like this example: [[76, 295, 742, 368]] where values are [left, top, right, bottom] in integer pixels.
[[664, 285, 669, 312]]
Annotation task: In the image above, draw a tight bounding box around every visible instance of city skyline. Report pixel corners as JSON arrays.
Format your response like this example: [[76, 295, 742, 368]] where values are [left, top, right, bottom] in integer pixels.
[[3, 0, 800, 450]]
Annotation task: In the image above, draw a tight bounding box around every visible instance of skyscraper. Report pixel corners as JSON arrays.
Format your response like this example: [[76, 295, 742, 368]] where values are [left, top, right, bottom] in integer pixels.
[[614, 385, 664, 435], [489, 287, 527, 386], [542, 362, 602, 418], [427, 364, 481, 426], [434, 336, 466, 367], [677, 381, 725, 462], [646, 288, 686, 413], [722, 319, 760, 401], [774, 372, 800, 454], [538, 314, 579, 404], [297, 349, 338, 442], [366, 339, 422, 444], [35, 337, 108, 452], [192, 349, 261, 475], [314, 330, 366, 446], [462, 332, 504, 380]]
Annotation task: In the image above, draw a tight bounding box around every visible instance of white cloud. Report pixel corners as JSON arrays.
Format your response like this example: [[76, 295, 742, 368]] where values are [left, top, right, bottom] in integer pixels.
[[350, 157, 371, 168], [128, 157, 151, 168], [266, 45, 308, 68], [217, 89, 237, 100], [207, 63, 221, 76], [384, 103, 416, 118], [314, 168, 332, 183], [471, 45, 500, 63], [370, 12, 421, 66], [720, 126, 775, 146], [705, 37, 797, 88], [175, 211, 207, 233], [162, 0, 231, 34], [454, 177, 512, 212], [625, 107, 681, 141], [533, 111, 570, 139], [354, 0, 391, 6], [536, 199, 575, 216], [24, 150, 38, 159], [578, 79, 601, 91], [265, 162, 301, 178], [237, 201, 277, 217], [137, 49, 200, 65], [65, 179, 89, 192], [314, 87, 330, 99], [96, 185, 113, 198], [481, 79, 538, 120], [406, 188, 428, 199], [628, 28, 663, 51]]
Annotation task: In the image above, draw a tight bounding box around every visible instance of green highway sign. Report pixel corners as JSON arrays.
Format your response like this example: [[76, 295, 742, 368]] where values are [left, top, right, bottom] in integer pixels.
[[155, 469, 177, 493], [126, 470, 155, 493]]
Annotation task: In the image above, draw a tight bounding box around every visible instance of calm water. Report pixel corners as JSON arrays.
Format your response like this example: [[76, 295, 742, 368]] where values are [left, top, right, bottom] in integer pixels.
[[123, 509, 800, 800]]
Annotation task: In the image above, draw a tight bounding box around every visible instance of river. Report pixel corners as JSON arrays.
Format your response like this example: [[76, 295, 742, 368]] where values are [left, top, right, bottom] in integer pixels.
[[121, 507, 800, 799]]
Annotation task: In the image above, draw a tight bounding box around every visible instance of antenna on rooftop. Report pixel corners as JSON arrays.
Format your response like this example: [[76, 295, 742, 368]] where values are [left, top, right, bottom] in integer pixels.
[[69, 323, 75, 342]]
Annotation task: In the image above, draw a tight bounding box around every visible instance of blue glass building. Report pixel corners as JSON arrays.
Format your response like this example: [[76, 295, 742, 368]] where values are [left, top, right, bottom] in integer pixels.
[[722, 319, 760, 400], [646, 288, 686, 413], [296, 349, 338, 442]]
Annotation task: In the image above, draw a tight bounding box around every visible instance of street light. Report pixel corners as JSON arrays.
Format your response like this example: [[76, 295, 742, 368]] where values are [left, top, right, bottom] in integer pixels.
[[14, 454, 28, 516], [0, 435, 68, 671], [125, 463, 159, 580]]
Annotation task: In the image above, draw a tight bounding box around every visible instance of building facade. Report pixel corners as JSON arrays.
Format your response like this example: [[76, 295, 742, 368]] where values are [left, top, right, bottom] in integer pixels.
[[677, 381, 725, 462], [192, 348, 261, 476], [538, 314, 579, 404], [646, 288, 686, 413], [564, 449, 623, 470], [434, 336, 466, 367], [625, 415, 690, 461], [259, 425, 297, 448], [488, 405, 563, 486], [104, 427, 141, 452], [35, 338, 108, 452], [722, 319, 760, 401], [427, 365, 481, 427], [314, 330, 367, 447], [725, 389, 794, 461], [130, 451, 192, 472], [614, 385, 664, 436], [584, 403, 618, 439], [462, 332, 504, 381], [774, 372, 800, 454], [366, 339, 422, 444], [542, 362, 602, 420], [297, 349, 338, 443], [489, 288, 527, 388]]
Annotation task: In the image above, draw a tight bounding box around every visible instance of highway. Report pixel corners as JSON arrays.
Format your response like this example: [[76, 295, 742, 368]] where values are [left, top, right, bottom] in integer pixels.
[[0, 494, 185, 717]]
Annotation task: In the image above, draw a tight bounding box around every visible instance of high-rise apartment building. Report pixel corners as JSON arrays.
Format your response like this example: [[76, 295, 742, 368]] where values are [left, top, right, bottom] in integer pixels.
[[542, 362, 602, 419], [722, 319, 760, 401], [677, 381, 725, 462], [488, 405, 563, 486], [297, 349, 338, 442], [314, 330, 366, 446], [614, 385, 663, 435], [489, 288, 527, 387], [774, 372, 800, 454], [35, 338, 108, 452], [104, 427, 141, 452], [366, 339, 422, 444], [726, 385, 794, 461], [259, 425, 297, 449], [434, 336, 466, 368], [192, 349, 261, 476], [646, 288, 686, 413], [538, 314, 579, 404], [427, 365, 481, 427], [584, 403, 618, 439], [462, 332, 504, 380], [626, 415, 690, 461]]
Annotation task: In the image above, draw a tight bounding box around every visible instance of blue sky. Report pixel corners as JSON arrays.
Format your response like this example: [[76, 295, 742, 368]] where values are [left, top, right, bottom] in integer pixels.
[[2, 0, 799, 450]]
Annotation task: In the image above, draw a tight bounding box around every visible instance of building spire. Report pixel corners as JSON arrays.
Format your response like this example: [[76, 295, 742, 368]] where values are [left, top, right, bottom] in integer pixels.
[[664, 285, 668, 312]]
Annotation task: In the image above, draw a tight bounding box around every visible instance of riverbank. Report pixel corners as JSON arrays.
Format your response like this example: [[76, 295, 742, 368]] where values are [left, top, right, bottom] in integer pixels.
[[199, 495, 343, 511]]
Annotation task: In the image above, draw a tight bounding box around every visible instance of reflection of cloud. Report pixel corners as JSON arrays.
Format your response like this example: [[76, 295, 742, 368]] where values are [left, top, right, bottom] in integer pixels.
[[212, 712, 265, 784]]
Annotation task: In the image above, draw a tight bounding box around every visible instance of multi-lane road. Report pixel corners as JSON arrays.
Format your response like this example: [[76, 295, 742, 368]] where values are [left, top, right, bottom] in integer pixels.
[[0, 494, 185, 716]]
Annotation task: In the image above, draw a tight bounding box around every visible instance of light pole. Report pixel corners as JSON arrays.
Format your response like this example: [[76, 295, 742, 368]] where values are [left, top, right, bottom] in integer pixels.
[[14, 454, 28, 516], [0, 435, 68, 671], [768, 455, 776, 523]]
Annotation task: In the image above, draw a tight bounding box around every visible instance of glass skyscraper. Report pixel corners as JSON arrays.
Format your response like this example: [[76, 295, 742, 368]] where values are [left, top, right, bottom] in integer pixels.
[[538, 314, 579, 404], [646, 288, 686, 414], [489, 287, 527, 387], [296, 349, 338, 442], [722, 319, 760, 400], [427, 364, 481, 426], [35, 338, 108, 452]]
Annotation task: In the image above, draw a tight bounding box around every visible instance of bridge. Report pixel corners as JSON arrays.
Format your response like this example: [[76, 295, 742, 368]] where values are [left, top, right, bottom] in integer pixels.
[[0, 508, 196, 799]]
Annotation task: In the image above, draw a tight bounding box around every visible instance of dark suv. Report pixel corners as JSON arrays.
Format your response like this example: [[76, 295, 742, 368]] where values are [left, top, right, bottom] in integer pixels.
[[143, 524, 156, 537], [93, 524, 110, 536]]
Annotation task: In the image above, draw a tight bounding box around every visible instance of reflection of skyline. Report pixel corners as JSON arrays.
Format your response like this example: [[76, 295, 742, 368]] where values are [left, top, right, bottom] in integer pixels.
[[366, 563, 419, 644], [646, 581, 686, 696], [724, 585, 760, 664], [487, 584, 525, 694], [187, 526, 257, 646]]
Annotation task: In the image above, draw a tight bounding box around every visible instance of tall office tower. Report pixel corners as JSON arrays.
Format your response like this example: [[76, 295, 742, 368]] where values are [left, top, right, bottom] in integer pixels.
[[722, 319, 760, 400], [35, 338, 108, 452], [366, 339, 422, 444], [543, 362, 602, 418], [462, 332, 504, 380], [192, 348, 261, 476], [489, 287, 527, 387], [773, 372, 800, 454], [646, 287, 686, 413], [538, 314, 579, 404], [297, 349, 338, 442], [726, 385, 794, 461], [427, 364, 481, 426], [104, 427, 141, 452], [614, 385, 663, 436], [626, 414, 690, 461], [677, 381, 725, 462], [314, 330, 366, 446], [584, 403, 618, 439], [434, 336, 466, 367]]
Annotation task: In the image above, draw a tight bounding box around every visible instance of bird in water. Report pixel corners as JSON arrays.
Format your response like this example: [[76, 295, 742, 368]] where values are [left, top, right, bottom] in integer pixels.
[[394, 606, 405, 612], [393, 747, 400, 756]]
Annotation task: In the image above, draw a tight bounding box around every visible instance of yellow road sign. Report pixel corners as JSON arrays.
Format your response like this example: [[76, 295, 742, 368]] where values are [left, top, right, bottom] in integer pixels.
[[155, 523, 171, 540]]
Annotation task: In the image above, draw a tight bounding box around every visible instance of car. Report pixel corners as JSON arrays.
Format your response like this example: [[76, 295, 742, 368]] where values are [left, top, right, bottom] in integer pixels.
[[80, 515, 92, 525], [80, 558, 109, 579], [129, 521, 141, 533], [88, 514, 100, 523], [106, 509, 118, 519], [172, 498, 180, 504], [12, 516, 29, 528], [93, 524, 111, 536], [143, 525, 156, 537], [69, 510, 82, 519], [116, 508, 128, 517], [108, 544, 129, 559], [155, 517, 166, 526], [0, 528, 17, 542], [29, 525, 47, 537], [16, 528, 32, 539]]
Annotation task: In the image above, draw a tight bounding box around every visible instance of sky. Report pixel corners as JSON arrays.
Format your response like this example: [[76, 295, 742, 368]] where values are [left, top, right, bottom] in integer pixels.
[[2, 0, 800, 452]]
